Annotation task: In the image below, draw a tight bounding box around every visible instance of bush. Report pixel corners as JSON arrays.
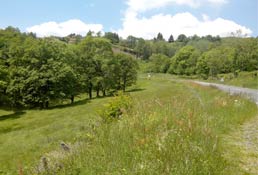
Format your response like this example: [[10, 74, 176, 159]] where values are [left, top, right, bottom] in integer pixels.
[[99, 92, 132, 122]]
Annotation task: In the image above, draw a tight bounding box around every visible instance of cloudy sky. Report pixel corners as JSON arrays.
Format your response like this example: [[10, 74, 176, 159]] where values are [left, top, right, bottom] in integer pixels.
[[0, 0, 257, 39]]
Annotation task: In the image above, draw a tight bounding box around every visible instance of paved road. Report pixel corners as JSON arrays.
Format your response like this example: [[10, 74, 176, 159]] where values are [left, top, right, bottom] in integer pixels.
[[192, 81, 258, 105]]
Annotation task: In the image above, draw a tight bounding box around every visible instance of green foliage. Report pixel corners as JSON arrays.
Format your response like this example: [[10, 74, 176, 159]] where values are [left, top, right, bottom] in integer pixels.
[[177, 34, 188, 43], [99, 92, 132, 122], [152, 40, 169, 56], [196, 46, 235, 77], [155, 32, 165, 41], [233, 38, 258, 71], [0, 27, 138, 108], [78, 36, 114, 98], [168, 34, 174, 43], [169, 45, 200, 75], [112, 53, 138, 91], [135, 38, 152, 59], [5, 37, 78, 108], [148, 54, 170, 73], [116, 34, 256, 80], [104, 32, 119, 44]]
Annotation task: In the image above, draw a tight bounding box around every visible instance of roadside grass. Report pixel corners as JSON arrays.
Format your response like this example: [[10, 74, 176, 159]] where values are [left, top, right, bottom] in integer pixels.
[[223, 115, 258, 175], [205, 71, 258, 89], [0, 74, 257, 174]]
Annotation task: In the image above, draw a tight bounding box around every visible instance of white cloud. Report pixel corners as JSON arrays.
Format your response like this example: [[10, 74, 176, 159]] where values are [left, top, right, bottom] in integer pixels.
[[26, 19, 103, 37], [117, 12, 252, 39], [126, 0, 228, 13], [202, 14, 210, 21], [116, 0, 251, 39]]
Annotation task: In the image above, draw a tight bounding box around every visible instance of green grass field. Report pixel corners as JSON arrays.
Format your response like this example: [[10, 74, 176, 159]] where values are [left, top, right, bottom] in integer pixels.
[[0, 74, 257, 174]]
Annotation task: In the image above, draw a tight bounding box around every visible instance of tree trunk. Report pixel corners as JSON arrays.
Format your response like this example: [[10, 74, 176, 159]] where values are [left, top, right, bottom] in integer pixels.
[[71, 95, 74, 104], [96, 89, 100, 97], [89, 83, 93, 99], [40, 102, 44, 109], [96, 83, 100, 97], [45, 101, 49, 108], [102, 89, 106, 97], [123, 76, 127, 92]]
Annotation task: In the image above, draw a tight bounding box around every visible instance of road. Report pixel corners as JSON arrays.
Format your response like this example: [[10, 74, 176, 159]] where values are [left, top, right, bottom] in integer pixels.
[[192, 81, 258, 105]]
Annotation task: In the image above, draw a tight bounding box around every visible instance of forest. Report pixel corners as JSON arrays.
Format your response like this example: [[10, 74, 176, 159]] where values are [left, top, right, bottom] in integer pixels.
[[0, 27, 257, 109]]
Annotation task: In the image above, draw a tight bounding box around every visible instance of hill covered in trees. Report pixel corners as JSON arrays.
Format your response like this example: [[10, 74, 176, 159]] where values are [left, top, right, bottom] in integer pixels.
[[109, 32, 257, 79]]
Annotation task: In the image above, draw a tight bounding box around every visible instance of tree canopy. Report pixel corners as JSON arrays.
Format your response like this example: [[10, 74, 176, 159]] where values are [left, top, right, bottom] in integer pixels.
[[0, 28, 138, 108]]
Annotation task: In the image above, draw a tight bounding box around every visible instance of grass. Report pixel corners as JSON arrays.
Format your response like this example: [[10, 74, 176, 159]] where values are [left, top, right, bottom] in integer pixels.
[[223, 115, 258, 175], [0, 73, 257, 174], [205, 71, 258, 89], [0, 96, 109, 174]]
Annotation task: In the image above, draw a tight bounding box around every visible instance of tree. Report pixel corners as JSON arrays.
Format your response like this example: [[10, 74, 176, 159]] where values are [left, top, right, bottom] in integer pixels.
[[134, 38, 152, 59], [0, 58, 9, 105], [196, 55, 209, 79], [2, 33, 82, 108], [233, 38, 258, 71], [152, 41, 169, 56], [113, 53, 138, 92], [177, 34, 188, 43], [104, 32, 119, 44], [156, 33, 165, 41], [142, 42, 152, 60], [190, 34, 200, 41], [168, 35, 174, 43], [196, 46, 235, 78], [202, 35, 221, 42], [125, 35, 138, 49], [169, 46, 200, 75], [148, 54, 170, 73], [187, 39, 214, 53], [78, 36, 114, 98]]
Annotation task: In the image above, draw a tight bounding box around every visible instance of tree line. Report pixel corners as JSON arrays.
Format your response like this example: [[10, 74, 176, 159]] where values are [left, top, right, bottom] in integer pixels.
[[106, 32, 257, 78], [0, 27, 138, 108], [146, 35, 258, 79], [1, 27, 257, 107]]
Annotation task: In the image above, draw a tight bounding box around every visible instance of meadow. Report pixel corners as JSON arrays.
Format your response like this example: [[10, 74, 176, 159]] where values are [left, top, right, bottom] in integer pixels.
[[0, 74, 257, 174]]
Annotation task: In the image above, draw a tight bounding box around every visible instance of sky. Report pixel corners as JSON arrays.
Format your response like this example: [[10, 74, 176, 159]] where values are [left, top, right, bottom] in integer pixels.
[[0, 0, 257, 39]]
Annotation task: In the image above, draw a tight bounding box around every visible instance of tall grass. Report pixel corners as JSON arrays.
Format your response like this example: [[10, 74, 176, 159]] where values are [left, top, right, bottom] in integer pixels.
[[0, 74, 256, 174], [34, 74, 257, 175]]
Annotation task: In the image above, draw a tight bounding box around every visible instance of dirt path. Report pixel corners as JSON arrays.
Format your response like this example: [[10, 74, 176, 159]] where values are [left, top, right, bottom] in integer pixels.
[[223, 116, 258, 174], [193, 81, 258, 174]]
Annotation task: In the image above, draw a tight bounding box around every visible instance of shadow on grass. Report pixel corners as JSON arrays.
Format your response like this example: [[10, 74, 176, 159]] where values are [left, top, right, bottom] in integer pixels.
[[0, 111, 26, 121], [126, 88, 146, 93], [48, 98, 91, 110]]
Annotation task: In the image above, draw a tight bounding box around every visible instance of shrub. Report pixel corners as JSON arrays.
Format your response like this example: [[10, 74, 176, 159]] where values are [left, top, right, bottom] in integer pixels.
[[99, 92, 132, 122]]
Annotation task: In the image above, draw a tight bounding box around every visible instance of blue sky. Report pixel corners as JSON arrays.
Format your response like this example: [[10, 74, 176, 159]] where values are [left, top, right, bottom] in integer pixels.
[[0, 0, 257, 38]]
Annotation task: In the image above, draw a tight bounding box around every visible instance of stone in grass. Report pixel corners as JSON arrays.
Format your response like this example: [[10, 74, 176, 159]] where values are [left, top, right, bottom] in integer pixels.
[[60, 142, 70, 152]]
